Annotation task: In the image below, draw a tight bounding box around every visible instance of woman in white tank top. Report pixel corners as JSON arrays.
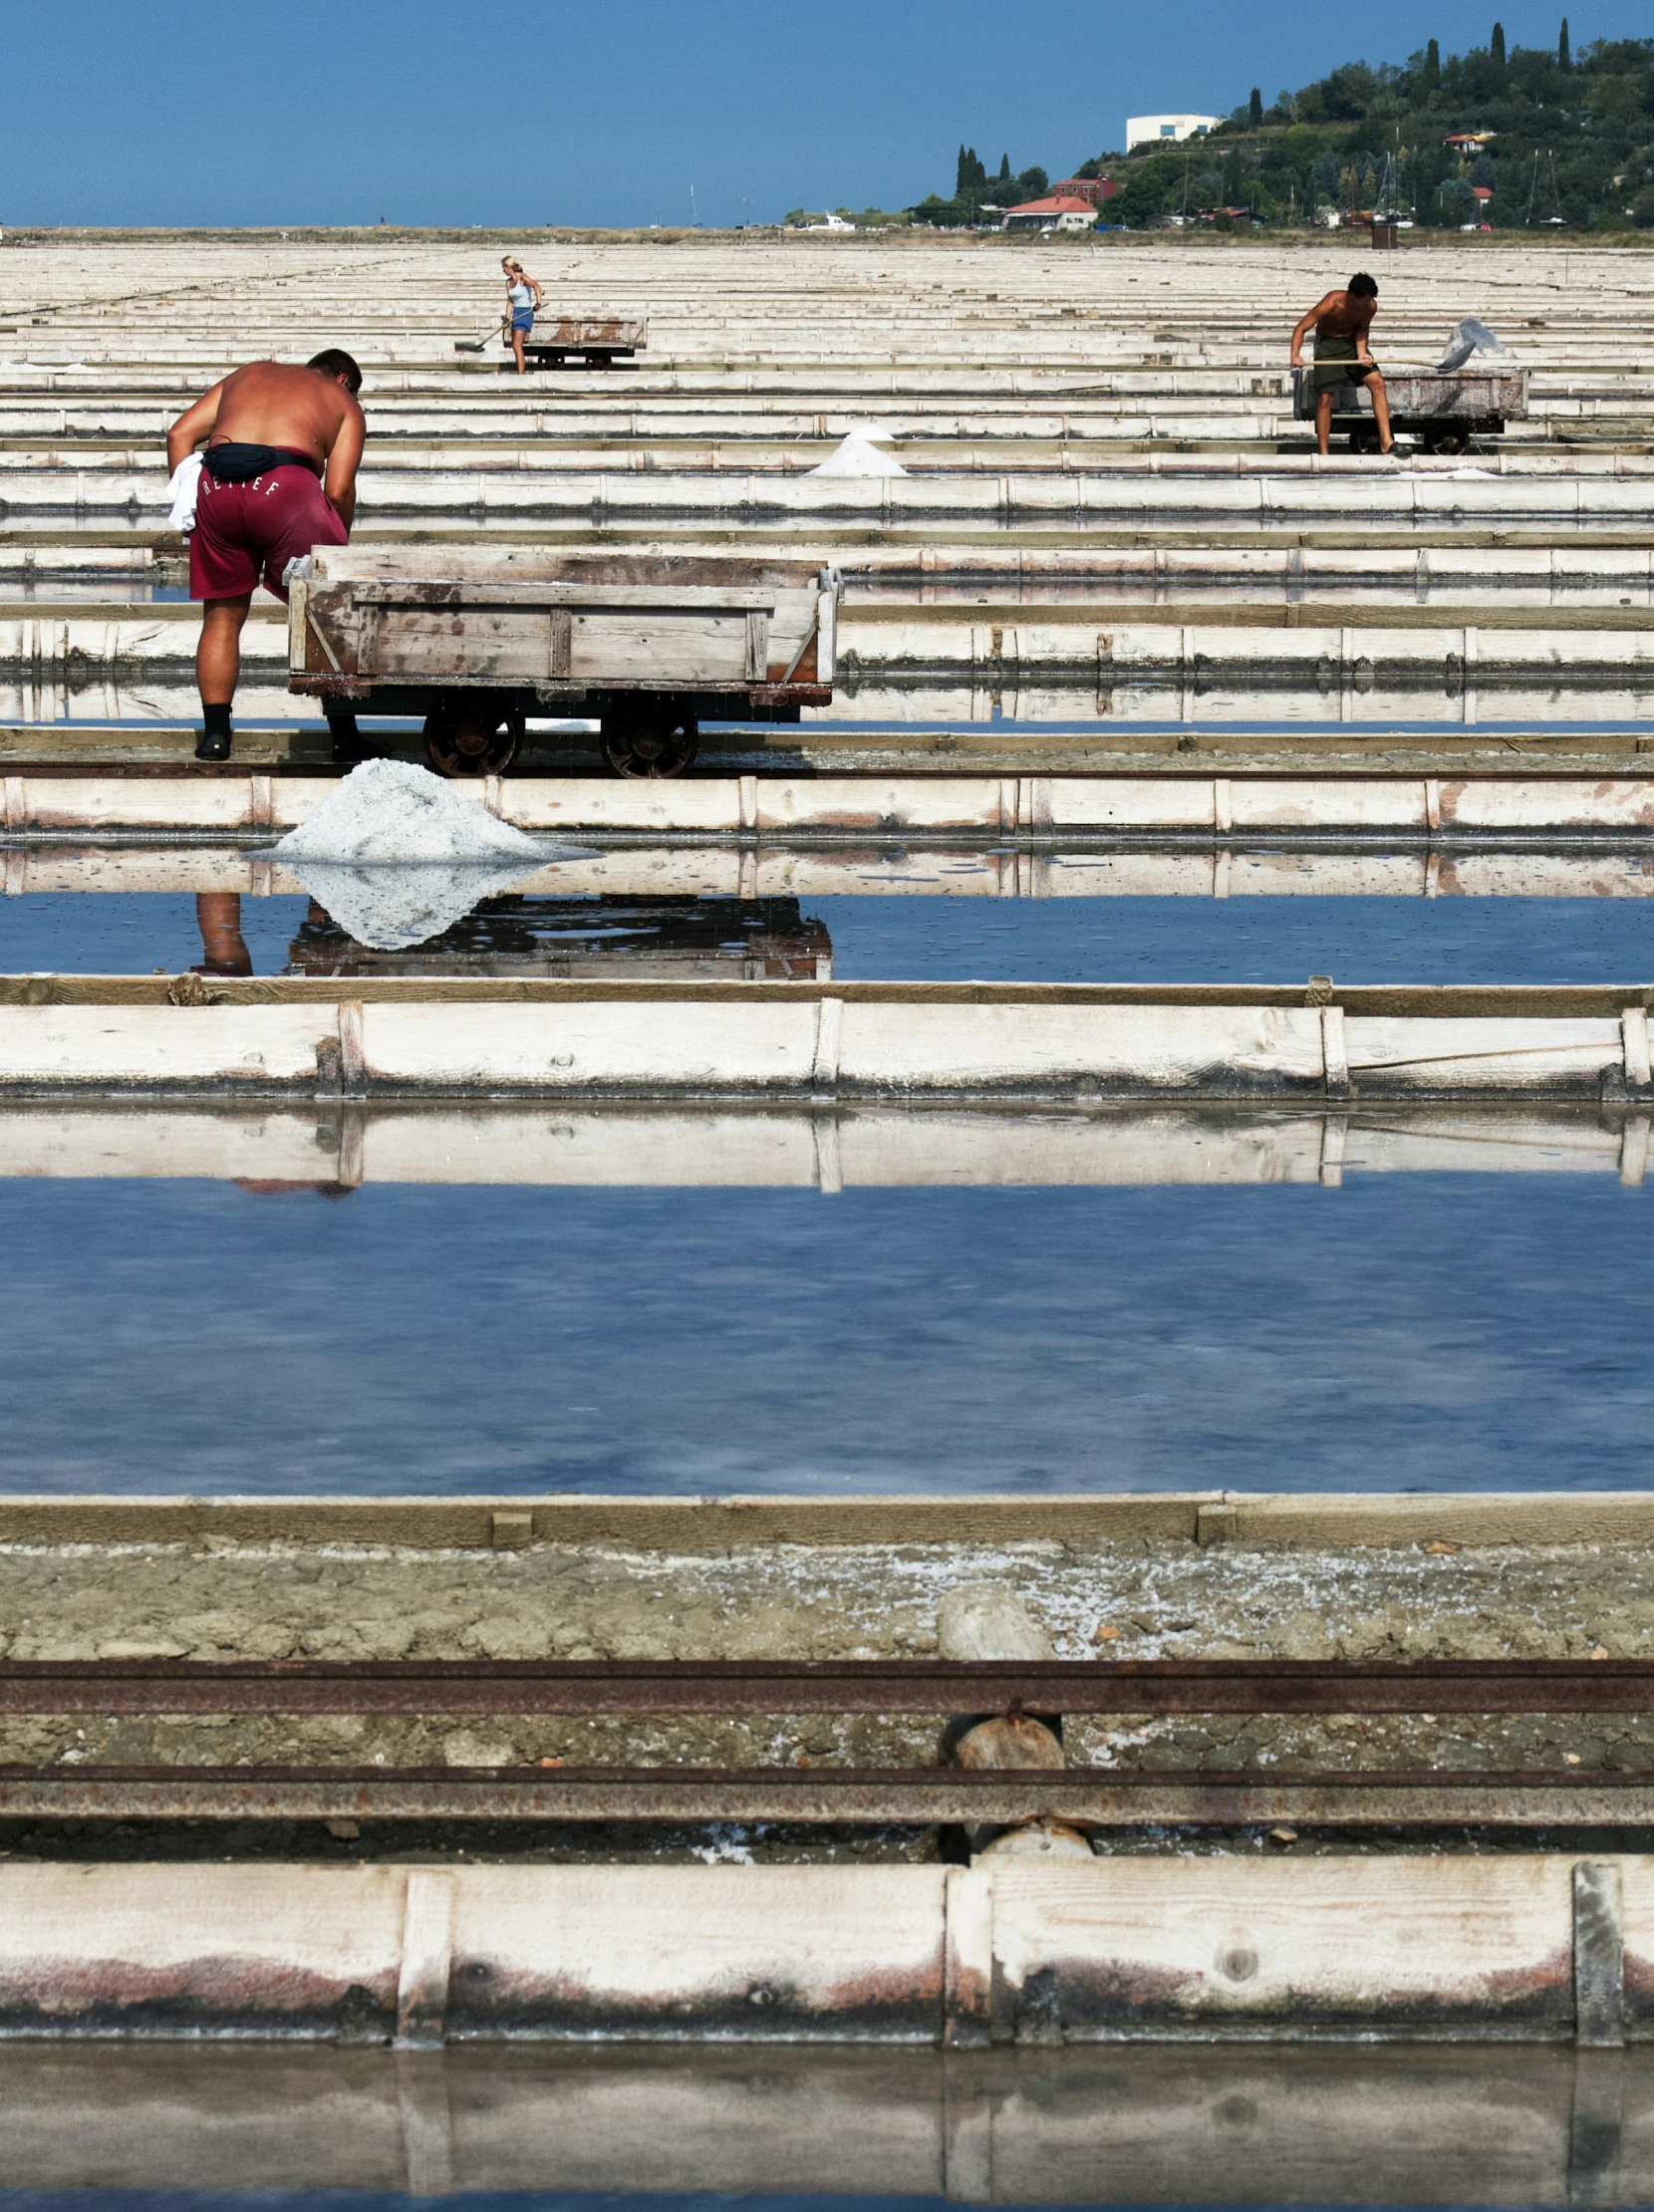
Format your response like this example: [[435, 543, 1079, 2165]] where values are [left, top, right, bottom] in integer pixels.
[[501, 257, 544, 376]]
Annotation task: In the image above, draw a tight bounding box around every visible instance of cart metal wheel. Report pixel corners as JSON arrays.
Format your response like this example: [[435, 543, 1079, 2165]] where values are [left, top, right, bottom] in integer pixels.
[[600, 703, 699, 779], [423, 697, 524, 778], [1348, 422, 1382, 454], [1428, 426, 1472, 456]]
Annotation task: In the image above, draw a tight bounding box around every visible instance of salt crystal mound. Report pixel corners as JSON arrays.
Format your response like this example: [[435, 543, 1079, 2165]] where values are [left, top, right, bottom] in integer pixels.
[[276, 759, 548, 866], [807, 422, 907, 478], [272, 758, 589, 952]]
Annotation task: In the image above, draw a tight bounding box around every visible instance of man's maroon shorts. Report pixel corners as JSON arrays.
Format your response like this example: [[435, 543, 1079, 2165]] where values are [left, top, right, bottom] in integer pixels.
[[189, 463, 349, 603]]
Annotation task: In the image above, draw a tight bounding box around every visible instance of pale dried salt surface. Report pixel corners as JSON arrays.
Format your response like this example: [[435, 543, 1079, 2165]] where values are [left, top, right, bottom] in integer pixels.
[[272, 758, 591, 951]]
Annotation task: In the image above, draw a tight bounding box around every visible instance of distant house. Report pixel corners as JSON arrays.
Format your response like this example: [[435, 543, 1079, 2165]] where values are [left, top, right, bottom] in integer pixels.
[[1125, 114, 1220, 150], [1444, 131, 1498, 149], [1001, 195, 1100, 232], [1051, 176, 1118, 208]]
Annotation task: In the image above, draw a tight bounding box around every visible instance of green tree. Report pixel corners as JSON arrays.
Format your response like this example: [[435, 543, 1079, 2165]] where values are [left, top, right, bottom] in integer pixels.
[[1439, 175, 1477, 224], [1248, 86, 1264, 127], [1424, 37, 1441, 90], [1491, 21, 1507, 70], [1558, 16, 1570, 67]]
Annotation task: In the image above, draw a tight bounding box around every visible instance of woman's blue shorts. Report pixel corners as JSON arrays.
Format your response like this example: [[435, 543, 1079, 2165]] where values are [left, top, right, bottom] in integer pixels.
[[511, 312, 534, 333]]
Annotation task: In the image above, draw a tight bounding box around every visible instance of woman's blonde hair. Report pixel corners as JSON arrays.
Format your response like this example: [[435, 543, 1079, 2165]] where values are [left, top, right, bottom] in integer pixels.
[[502, 257, 524, 272]]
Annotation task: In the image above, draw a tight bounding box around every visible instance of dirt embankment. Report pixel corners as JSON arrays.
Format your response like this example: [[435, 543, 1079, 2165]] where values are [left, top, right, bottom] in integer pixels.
[[1, 1534, 1649, 1776]]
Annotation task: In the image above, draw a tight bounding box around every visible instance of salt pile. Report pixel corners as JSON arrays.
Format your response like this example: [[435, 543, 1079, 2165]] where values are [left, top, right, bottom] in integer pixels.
[[276, 758, 547, 866], [807, 421, 907, 478], [272, 758, 589, 951]]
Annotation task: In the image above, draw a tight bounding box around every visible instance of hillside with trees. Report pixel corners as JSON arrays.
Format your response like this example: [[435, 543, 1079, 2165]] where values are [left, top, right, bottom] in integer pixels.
[[909, 147, 1053, 227], [910, 25, 1654, 230]]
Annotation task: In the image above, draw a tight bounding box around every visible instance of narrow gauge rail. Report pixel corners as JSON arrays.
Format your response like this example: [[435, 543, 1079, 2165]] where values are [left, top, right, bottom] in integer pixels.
[[6, 1655, 1654, 1716], [1, 1766, 1651, 1830], [4, 1659, 1654, 1829]]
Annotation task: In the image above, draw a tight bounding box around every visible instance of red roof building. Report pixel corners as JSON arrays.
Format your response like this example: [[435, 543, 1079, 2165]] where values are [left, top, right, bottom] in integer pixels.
[[1051, 176, 1118, 207], [1002, 194, 1100, 230]]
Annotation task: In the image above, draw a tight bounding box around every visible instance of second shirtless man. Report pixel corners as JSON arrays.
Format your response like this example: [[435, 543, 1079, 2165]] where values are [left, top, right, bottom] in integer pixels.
[[167, 351, 365, 760], [1289, 274, 1396, 457]]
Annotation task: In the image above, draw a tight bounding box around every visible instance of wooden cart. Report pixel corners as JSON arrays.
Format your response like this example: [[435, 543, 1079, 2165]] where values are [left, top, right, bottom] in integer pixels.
[[454, 316, 647, 370], [289, 548, 838, 777], [1291, 364, 1528, 454]]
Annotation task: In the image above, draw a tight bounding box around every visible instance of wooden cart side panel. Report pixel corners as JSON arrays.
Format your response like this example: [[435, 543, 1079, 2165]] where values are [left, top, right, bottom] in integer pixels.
[[1291, 367, 1528, 423], [307, 548, 826, 591], [529, 317, 647, 350], [291, 581, 365, 679]]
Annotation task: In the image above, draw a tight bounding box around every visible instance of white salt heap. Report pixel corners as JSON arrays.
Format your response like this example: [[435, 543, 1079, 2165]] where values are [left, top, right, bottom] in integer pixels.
[[276, 758, 547, 867], [272, 758, 588, 951], [807, 422, 907, 478]]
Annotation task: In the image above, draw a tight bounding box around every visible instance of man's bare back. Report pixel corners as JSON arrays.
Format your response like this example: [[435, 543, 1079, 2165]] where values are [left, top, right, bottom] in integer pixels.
[[167, 350, 366, 760], [168, 360, 365, 525]]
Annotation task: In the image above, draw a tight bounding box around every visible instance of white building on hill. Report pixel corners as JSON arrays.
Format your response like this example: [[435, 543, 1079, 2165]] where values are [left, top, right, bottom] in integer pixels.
[[1126, 113, 1221, 150]]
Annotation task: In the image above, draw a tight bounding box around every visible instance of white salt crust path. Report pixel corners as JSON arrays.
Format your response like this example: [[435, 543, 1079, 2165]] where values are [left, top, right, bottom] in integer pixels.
[[272, 759, 589, 950]]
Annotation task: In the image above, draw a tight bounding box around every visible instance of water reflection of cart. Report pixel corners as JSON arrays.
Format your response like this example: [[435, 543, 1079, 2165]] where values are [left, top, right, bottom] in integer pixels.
[[284, 895, 833, 981], [1291, 364, 1527, 454]]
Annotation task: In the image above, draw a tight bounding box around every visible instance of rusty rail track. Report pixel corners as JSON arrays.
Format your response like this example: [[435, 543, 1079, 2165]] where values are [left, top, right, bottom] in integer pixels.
[[0, 1763, 1650, 1828], [4, 1656, 1654, 1716], [2, 1659, 1651, 1829]]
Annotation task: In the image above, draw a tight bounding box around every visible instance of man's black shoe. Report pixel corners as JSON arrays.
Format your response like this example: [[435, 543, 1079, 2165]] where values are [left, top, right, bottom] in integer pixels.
[[194, 728, 232, 762]]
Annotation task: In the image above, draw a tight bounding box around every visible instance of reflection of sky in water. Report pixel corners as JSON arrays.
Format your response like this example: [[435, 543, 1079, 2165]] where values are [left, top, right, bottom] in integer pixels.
[[6, 886, 1654, 981], [0, 1172, 1645, 1496]]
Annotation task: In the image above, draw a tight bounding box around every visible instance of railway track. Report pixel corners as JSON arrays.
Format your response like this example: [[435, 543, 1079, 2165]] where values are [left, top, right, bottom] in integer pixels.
[[7, 1657, 1652, 1829]]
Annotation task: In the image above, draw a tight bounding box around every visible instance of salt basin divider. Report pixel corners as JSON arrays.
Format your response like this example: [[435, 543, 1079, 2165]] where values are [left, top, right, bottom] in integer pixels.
[[5, 769, 1654, 838], [0, 1854, 1642, 2044], [0, 976, 1649, 1103]]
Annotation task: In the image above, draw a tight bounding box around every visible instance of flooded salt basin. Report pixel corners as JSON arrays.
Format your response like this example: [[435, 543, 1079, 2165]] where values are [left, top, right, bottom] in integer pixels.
[[1, 1150, 1646, 1495], [0, 2042, 1642, 2209], [2, 863, 1649, 1499], [7, 876, 1654, 982]]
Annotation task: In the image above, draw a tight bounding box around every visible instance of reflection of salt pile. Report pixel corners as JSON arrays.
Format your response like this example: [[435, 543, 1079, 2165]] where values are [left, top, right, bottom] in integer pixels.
[[272, 758, 586, 951], [806, 421, 906, 477]]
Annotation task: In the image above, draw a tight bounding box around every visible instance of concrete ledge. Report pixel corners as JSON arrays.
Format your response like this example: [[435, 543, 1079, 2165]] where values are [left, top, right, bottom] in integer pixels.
[[0, 1854, 1645, 2043], [0, 1491, 1652, 1550], [0, 988, 1648, 1103], [4, 770, 1654, 837]]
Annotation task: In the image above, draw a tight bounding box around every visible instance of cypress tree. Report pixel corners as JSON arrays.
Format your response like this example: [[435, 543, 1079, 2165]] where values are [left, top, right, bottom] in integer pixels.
[[1558, 16, 1570, 66], [1424, 37, 1441, 90], [1248, 86, 1263, 128], [1491, 20, 1506, 68]]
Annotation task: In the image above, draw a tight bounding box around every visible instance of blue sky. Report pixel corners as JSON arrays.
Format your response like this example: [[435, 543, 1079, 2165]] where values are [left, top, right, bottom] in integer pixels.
[[2, 1, 1646, 229]]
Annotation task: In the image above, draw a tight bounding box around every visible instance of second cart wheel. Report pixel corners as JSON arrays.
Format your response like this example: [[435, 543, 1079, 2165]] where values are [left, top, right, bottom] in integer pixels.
[[601, 705, 699, 779], [1348, 422, 1382, 454], [423, 700, 524, 778]]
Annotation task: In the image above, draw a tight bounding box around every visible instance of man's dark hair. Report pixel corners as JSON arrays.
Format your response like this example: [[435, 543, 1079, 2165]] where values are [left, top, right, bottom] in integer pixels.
[[307, 348, 363, 394], [1347, 272, 1378, 298]]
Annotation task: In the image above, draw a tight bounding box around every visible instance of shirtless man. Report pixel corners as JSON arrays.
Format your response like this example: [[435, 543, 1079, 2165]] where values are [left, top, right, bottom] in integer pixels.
[[1289, 274, 1396, 457], [166, 352, 365, 760]]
